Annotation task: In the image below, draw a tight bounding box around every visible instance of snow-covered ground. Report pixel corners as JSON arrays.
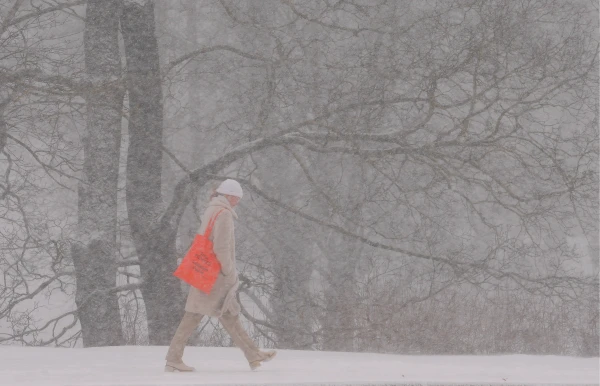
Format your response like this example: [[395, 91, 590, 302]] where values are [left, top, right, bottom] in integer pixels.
[[1, 346, 598, 386]]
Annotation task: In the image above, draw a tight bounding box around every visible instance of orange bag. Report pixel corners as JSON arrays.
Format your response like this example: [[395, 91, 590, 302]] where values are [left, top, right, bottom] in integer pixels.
[[173, 209, 225, 294]]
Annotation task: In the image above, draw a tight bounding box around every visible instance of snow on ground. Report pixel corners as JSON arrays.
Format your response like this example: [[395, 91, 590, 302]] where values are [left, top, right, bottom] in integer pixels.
[[1, 346, 598, 386]]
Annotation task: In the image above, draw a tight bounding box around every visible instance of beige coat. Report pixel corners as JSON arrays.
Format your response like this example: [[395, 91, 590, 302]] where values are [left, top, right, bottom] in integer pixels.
[[184, 195, 241, 317]]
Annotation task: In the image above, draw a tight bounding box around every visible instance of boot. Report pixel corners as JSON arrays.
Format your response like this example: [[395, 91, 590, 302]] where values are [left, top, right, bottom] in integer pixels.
[[249, 350, 277, 371], [165, 361, 196, 372]]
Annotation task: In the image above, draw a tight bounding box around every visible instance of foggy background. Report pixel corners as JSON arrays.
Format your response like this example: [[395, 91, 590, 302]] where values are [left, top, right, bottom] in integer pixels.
[[0, 0, 598, 357]]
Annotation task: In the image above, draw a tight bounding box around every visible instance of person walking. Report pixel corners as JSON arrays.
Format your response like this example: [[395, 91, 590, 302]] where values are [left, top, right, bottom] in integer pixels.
[[165, 179, 276, 372]]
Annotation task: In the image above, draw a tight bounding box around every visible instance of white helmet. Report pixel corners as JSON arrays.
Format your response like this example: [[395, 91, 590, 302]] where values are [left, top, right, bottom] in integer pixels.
[[216, 179, 243, 198]]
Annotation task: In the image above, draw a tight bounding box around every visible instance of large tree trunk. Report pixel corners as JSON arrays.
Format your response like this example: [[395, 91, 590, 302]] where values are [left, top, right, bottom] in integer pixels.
[[71, 0, 124, 347], [179, 0, 206, 251], [155, 1, 179, 205], [120, 0, 183, 345]]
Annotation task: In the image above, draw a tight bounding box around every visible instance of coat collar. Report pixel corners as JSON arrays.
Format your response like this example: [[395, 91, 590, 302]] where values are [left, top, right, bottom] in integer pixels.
[[209, 195, 239, 219]]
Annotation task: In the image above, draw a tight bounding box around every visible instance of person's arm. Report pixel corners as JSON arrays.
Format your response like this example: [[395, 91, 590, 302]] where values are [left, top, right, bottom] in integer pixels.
[[211, 210, 235, 276]]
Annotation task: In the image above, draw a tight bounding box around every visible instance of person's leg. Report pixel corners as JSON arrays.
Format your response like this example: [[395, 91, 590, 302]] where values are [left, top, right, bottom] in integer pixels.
[[165, 311, 204, 366], [219, 311, 262, 363]]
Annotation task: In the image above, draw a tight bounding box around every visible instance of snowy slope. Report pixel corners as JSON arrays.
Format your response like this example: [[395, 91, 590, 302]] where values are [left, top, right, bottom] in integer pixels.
[[1, 346, 597, 386]]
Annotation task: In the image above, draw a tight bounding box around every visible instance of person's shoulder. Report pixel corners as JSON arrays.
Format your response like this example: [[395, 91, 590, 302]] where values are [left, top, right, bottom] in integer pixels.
[[202, 205, 231, 220], [219, 208, 232, 216], [213, 210, 234, 232], [215, 209, 233, 221]]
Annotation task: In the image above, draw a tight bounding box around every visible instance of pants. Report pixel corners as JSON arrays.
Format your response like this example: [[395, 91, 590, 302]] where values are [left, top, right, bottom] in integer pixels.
[[165, 311, 262, 364]]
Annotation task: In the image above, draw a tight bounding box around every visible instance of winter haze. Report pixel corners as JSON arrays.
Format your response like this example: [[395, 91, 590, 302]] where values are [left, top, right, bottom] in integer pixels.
[[0, 0, 598, 384]]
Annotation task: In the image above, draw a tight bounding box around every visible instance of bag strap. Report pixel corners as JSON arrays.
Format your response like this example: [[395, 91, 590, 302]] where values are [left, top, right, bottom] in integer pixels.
[[203, 209, 226, 238]]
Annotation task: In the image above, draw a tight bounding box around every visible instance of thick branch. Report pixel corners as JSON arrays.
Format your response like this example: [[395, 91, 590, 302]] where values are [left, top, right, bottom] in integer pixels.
[[234, 176, 597, 296], [5, 0, 86, 29], [163, 45, 268, 75]]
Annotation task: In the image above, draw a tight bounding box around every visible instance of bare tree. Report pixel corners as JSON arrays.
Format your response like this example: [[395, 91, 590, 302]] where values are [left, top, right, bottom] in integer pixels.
[[70, 0, 125, 347], [120, 0, 184, 345], [154, 0, 598, 354], [1, 0, 597, 356], [0, 0, 85, 346]]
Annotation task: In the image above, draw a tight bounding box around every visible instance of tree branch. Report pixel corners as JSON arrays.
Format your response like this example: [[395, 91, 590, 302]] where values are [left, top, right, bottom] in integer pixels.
[[6, 0, 86, 29], [163, 45, 269, 75], [0, 0, 25, 36]]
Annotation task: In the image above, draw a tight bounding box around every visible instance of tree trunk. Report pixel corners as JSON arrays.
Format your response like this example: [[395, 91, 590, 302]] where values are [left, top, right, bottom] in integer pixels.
[[269, 224, 315, 349], [0, 101, 7, 153], [155, 0, 179, 205], [179, 0, 206, 251], [261, 159, 316, 349], [321, 160, 366, 352], [120, 0, 183, 345], [71, 0, 124, 347], [321, 230, 363, 351]]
